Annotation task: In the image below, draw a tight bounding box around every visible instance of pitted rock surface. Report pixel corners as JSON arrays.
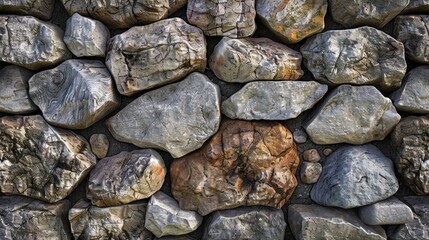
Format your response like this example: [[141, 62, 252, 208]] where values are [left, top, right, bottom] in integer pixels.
[[170, 119, 300, 216], [0, 0, 54, 20], [358, 197, 414, 225]]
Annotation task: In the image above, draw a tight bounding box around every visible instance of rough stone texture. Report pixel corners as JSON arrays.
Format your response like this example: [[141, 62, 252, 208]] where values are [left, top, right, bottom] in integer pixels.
[[293, 129, 307, 143], [0, 65, 37, 114], [358, 197, 414, 225], [69, 199, 153, 239], [256, 0, 327, 44], [303, 149, 321, 162], [156, 236, 195, 240], [89, 133, 109, 159], [402, 0, 429, 13], [310, 144, 399, 209], [304, 85, 401, 145], [170, 119, 300, 216], [87, 149, 166, 207], [222, 81, 327, 120], [107, 72, 221, 159], [29, 59, 120, 129], [145, 191, 203, 238], [209, 37, 303, 82], [301, 26, 407, 91], [106, 18, 206, 96], [288, 204, 387, 240], [0, 15, 71, 70], [0, 115, 96, 202], [187, 0, 256, 37], [203, 206, 286, 240], [300, 162, 322, 184], [329, 0, 409, 28], [323, 148, 333, 156], [64, 13, 110, 57], [0, 0, 54, 20]]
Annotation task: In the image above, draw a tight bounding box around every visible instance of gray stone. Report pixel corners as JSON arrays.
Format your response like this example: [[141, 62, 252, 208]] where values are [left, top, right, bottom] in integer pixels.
[[64, 13, 110, 57], [156, 236, 195, 240], [106, 18, 206, 96], [359, 197, 414, 225], [288, 204, 386, 240], [293, 129, 307, 143], [301, 26, 407, 91], [222, 81, 327, 120], [0, 115, 96, 202], [0, 65, 37, 114], [209, 37, 303, 83], [310, 144, 399, 209], [145, 191, 203, 238], [203, 207, 286, 240], [29, 59, 120, 129], [0, 0, 54, 20], [300, 162, 322, 184], [303, 149, 321, 162], [323, 148, 333, 156], [0, 15, 71, 70], [87, 149, 166, 207], [402, 0, 429, 13], [89, 133, 109, 159], [107, 72, 221, 158], [304, 85, 401, 145]]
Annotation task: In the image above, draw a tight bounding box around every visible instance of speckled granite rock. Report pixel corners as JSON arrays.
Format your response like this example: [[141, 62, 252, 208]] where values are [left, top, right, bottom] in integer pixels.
[[300, 162, 322, 184], [358, 197, 414, 225], [0, 0, 54, 20], [402, 0, 429, 13], [90, 134, 109, 159]]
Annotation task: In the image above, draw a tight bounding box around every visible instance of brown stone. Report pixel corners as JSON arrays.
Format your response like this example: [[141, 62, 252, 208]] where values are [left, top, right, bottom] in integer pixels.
[[303, 149, 321, 162], [90, 134, 109, 159], [300, 162, 322, 184]]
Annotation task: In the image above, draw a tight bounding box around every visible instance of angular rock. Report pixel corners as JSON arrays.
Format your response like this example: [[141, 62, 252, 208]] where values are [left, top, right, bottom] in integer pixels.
[[203, 206, 286, 240], [304, 85, 401, 145], [187, 0, 256, 37], [310, 144, 399, 209], [69, 199, 153, 239], [256, 0, 328, 44], [329, 0, 409, 28], [106, 18, 206, 96], [402, 0, 429, 13], [358, 197, 414, 225], [0, 0, 54, 20], [29, 59, 120, 129], [0, 15, 71, 70], [303, 149, 321, 162], [0, 65, 37, 114], [64, 13, 110, 57], [90, 133, 109, 159], [87, 149, 166, 207], [222, 81, 327, 120], [301, 26, 407, 91], [209, 37, 303, 82], [107, 72, 221, 158], [0, 115, 96, 202], [300, 162, 322, 184], [0, 196, 71, 240], [288, 204, 386, 240], [145, 191, 203, 238], [170, 119, 300, 216]]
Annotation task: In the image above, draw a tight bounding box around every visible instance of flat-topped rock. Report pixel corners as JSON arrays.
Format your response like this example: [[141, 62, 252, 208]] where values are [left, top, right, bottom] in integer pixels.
[[402, 0, 429, 13], [0, 0, 54, 20], [359, 197, 414, 225]]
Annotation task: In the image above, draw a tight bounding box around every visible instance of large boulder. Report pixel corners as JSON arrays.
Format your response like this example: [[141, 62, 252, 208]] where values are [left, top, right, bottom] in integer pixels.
[[0, 0, 54, 20], [402, 0, 429, 13]]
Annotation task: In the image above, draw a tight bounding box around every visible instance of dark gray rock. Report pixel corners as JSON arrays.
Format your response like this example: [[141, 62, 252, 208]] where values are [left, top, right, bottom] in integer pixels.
[[402, 0, 429, 13], [358, 197, 414, 225], [0, 0, 54, 20]]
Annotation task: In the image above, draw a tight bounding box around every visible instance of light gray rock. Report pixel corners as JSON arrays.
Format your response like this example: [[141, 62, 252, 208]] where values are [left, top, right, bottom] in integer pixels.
[[301, 26, 407, 91], [293, 129, 308, 143], [29, 59, 120, 129], [0, 115, 96, 202], [359, 197, 414, 225], [209, 37, 303, 83], [64, 13, 110, 57], [203, 207, 286, 240], [106, 18, 206, 96], [0, 0, 54, 20], [0, 15, 71, 70], [89, 133, 109, 159], [87, 149, 166, 207], [156, 236, 195, 240], [222, 81, 327, 120], [145, 191, 203, 238], [107, 72, 221, 158], [402, 0, 429, 13], [304, 85, 401, 145], [310, 144, 399, 209], [300, 162, 322, 184], [288, 204, 387, 240]]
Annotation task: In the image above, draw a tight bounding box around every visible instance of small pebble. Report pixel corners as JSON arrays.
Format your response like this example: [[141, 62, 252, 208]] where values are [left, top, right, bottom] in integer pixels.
[[300, 162, 322, 184], [303, 149, 321, 162], [293, 129, 307, 143], [90, 134, 109, 159], [323, 148, 333, 156]]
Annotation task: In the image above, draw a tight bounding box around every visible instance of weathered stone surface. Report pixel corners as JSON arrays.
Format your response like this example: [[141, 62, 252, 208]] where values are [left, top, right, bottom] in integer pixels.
[[64, 13, 110, 57], [402, 0, 429, 13], [145, 191, 203, 238], [288, 204, 386, 240], [0, 15, 71, 70], [222, 81, 327, 120], [106, 18, 206, 96], [329, 0, 409, 28], [90, 133, 109, 159], [256, 0, 327, 44], [156, 236, 195, 240], [209, 37, 303, 82], [203, 206, 286, 240], [359, 197, 414, 225], [107, 73, 220, 158], [301, 27, 407, 91], [300, 162, 322, 184], [0, 115, 96, 202], [29, 59, 120, 129], [170, 119, 300, 216], [0, 196, 71, 240], [69, 199, 153, 239], [304, 85, 401, 145], [303, 149, 321, 162], [187, 0, 256, 37], [293, 129, 307, 143], [311, 144, 399, 209], [87, 149, 166, 207], [0, 0, 54, 20], [0, 65, 37, 114]]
